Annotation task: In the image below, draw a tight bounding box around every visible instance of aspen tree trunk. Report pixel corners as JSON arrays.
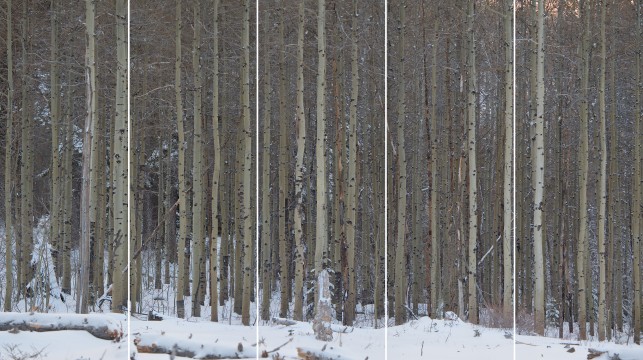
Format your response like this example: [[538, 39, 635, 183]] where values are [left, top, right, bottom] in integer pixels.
[[277, 4, 290, 319], [96, 108, 106, 299], [314, 0, 329, 310], [331, 5, 345, 318], [465, 0, 478, 325], [78, 0, 96, 314], [394, 1, 407, 326], [19, 0, 33, 304], [633, 0, 642, 344], [344, 0, 359, 326], [293, 0, 306, 322], [191, 0, 205, 318], [503, 0, 514, 321], [111, 0, 128, 313], [577, 0, 591, 340], [62, 69, 73, 295], [89, 11, 103, 307], [608, 54, 620, 337], [241, 0, 252, 326], [597, 0, 608, 341], [259, 6, 271, 322], [429, 19, 439, 319], [107, 103, 115, 286], [50, 0, 62, 281], [533, 0, 546, 335], [4, 0, 14, 312], [210, 0, 221, 323], [175, 0, 187, 319]]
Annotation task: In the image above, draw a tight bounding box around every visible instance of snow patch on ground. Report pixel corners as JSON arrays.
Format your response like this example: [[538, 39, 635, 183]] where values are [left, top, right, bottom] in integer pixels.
[[387, 316, 513, 359]]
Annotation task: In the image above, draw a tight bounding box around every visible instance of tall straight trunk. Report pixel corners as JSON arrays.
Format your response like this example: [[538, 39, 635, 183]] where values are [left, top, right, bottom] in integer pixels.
[[466, 0, 478, 325], [240, 0, 252, 326], [608, 53, 620, 336], [597, 0, 608, 341], [62, 69, 73, 295], [314, 0, 329, 307], [191, 0, 205, 318], [293, 0, 306, 322], [175, 0, 187, 319], [394, 1, 407, 326], [503, 0, 514, 321], [78, 0, 96, 314], [19, 0, 33, 304], [533, 0, 546, 335], [50, 0, 62, 281], [427, 17, 439, 319], [577, 0, 591, 340], [277, 4, 290, 319], [344, 0, 359, 326], [4, 0, 14, 312], [111, 0, 128, 313], [259, 6, 271, 322], [89, 12, 103, 307], [633, 0, 642, 344], [210, 0, 221, 323]]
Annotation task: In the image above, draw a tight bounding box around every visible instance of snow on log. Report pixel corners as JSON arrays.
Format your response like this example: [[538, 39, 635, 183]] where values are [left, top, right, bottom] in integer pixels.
[[297, 346, 353, 360], [134, 333, 255, 359], [0, 312, 123, 341]]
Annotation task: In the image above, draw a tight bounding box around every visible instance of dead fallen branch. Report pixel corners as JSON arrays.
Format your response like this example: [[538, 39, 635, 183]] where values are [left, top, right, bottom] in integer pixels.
[[135, 333, 255, 359], [0, 312, 122, 341]]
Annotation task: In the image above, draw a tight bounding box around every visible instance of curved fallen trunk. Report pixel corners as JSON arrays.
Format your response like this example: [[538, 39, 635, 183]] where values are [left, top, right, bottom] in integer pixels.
[[0, 312, 123, 341]]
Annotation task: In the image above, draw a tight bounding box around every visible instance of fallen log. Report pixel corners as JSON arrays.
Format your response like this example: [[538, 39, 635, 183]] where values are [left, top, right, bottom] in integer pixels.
[[135, 333, 256, 359], [0, 312, 123, 341]]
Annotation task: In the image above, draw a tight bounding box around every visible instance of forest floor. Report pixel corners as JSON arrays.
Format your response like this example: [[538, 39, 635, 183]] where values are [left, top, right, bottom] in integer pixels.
[[516, 326, 643, 360], [516, 335, 643, 360], [387, 315, 513, 359]]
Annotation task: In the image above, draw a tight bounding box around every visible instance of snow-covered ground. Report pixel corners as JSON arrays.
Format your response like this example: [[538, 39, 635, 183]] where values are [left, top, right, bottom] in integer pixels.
[[516, 324, 643, 360], [387, 314, 513, 359]]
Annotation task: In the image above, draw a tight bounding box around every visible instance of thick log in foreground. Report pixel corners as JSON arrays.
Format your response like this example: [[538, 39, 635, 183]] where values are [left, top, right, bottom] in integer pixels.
[[134, 333, 256, 359], [0, 312, 123, 340]]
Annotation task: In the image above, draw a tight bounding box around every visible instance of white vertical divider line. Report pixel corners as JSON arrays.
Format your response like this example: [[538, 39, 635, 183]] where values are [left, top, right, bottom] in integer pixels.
[[384, 0, 388, 358], [255, 0, 260, 358], [127, 0, 131, 356], [512, 1, 516, 359]]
